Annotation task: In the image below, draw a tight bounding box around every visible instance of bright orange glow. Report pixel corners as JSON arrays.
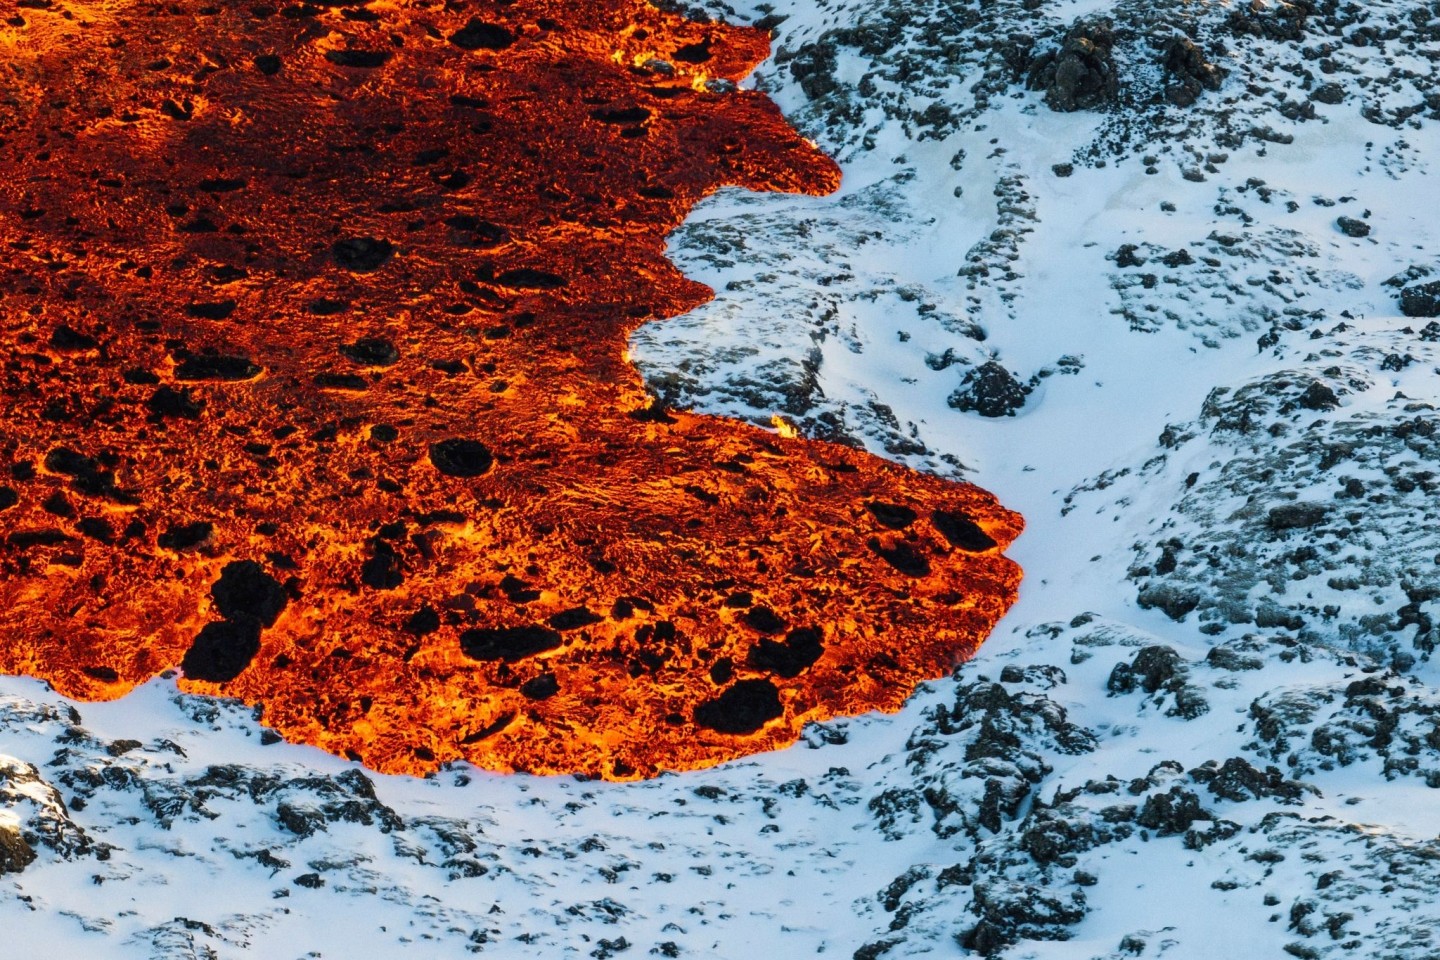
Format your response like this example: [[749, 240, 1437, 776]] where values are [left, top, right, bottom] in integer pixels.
[[0, 0, 1021, 778]]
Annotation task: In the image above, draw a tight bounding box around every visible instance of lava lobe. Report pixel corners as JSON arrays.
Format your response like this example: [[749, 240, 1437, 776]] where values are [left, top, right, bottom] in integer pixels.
[[0, 0, 1022, 778]]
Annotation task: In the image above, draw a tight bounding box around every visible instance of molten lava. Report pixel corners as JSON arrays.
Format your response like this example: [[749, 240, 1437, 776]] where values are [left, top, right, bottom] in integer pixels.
[[0, 0, 1022, 778]]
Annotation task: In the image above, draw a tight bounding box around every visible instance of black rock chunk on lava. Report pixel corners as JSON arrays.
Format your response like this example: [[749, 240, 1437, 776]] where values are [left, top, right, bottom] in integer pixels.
[[450, 19, 516, 51], [865, 500, 917, 529], [339, 337, 400, 367], [403, 605, 441, 636], [742, 606, 786, 634], [429, 438, 494, 477], [332, 237, 395, 272], [325, 49, 392, 69], [867, 537, 931, 577], [174, 354, 261, 382], [932, 509, 997, 552], [182, 619, 263, 683], [211, 560, 288, 627], [520, 673, 560, 700], [548, 607, 602, 631], [694, 679, 783, 735], [148, 385, 205, 419], [459, 624, 563, 661], [157, 520, 214, 551], [748, 626, 824, 679]]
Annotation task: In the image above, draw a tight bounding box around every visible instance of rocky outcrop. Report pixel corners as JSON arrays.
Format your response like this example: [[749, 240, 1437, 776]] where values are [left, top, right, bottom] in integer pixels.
[[1027, 19, 1119, 113]]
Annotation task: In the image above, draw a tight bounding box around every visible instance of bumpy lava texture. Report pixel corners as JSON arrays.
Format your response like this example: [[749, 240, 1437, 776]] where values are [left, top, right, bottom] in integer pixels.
[[0, 0, 1022, 778]]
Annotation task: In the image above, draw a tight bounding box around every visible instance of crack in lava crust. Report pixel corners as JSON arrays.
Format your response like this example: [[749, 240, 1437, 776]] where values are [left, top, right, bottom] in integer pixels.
[[0, 0, 1021, 778]]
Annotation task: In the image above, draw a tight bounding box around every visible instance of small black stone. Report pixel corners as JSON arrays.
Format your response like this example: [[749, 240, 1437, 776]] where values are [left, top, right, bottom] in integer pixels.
[[403, 605, 440, 636], [182, 619, 262, 683], [339, 337, 400, 367], [186, 300, 237, 320], [50, 325, 97, 350], [865, 501, 917, 529], [325, 49, 392, 68], [742, 606, 786, 634], [548, 607, 602, 631], [174, 354, 261, 382], [254, 53, 282, 75], [148, 385, 205, 419], [867, 538, 931, 576], [429, 438, 494, 477], [450, 19, 516, 51], [520, 673, 560, 700], [694, 679, 783, 735], [157, 521, 214, 551], [332, 237, 394, 272], [459, 624, 562, 661]]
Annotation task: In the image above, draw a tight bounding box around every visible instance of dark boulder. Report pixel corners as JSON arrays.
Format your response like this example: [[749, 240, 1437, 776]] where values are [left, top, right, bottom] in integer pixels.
[[211, 560, 287, 627], [429, 438, 494, 478], [332, 237, 394, 272], [459, 625, 562, 661], [693, 679, 782, 734], [932, 509, 997, 551], [1161, 36, 1225, 107], [1399, 280, 1440, 319], [450, 19, 516, 51], [182, 619, 263, 683], [948, 361, 1031, 418], [748, 626, 824, 678], [1027, 19, 1119, 113]]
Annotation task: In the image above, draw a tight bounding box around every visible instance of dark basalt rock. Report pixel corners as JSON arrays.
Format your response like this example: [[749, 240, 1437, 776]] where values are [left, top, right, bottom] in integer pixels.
[[520, 673, 560, 700], [458, 625, 563, 661], [1161, 36, 1225, 107], [865, 501, 917, 529], [1400, 281, 1440, 319], [339, 337, 400, 367], [211, 561, 287, 628], [182, 619, 263, 683], [1027, 19, 1119, 113], [0, 826, 37, 875], [947, 361, 1031, 418], [174, 354, 261, 382], [157, 521, 214, 551], [148, 385, 205, 419], [1136, 785, 1210, 835], [748, 626, 824, 678], [429, 438, 494, 478], [450, 19, 516, 51], [693, 678, 782, 734], [933, 509, 997, 552], [185, 300, 236, 320], [324, 49, 392, 68], [742, 606, 786, 634], [1336, 216, 1370, 238], [867, 537, 931, 577], [548, 607, 602, 631], [332, 237, 394, 272]]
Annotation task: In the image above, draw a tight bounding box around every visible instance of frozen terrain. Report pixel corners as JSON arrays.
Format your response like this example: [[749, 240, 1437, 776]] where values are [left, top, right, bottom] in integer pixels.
[[6, 0, 1440, 956]]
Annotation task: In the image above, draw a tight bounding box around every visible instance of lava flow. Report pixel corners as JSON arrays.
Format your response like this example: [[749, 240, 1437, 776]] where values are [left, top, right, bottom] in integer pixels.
[[0, 0, 1022, 778]]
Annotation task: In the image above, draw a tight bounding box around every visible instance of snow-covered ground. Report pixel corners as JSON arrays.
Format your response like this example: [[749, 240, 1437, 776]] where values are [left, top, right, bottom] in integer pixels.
[[7, 0, 1440, 956]]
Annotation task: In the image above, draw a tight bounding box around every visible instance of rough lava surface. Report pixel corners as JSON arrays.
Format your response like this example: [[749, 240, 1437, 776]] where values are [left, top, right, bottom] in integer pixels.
[[0, 0, 1021, 778]]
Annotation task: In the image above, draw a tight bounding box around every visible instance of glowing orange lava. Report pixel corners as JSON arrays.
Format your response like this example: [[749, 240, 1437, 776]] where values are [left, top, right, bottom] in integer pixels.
[[0, 0, 1021, 778]]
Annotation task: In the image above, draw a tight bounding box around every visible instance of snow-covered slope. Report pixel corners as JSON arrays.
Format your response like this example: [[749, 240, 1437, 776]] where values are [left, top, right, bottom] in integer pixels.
[[7, 0, 1440, 956]]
